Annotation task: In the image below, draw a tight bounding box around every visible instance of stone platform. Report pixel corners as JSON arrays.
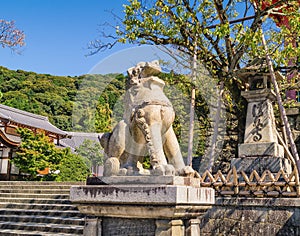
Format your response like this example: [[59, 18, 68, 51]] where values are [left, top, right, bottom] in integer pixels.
[[70, 176, 215, 236], [231, 155, 292, 174], [238, 142, 284, 158]]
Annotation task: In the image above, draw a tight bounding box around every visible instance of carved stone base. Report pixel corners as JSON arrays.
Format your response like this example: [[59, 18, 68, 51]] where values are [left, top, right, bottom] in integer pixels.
[[238, 142, 284, 158], [231, 156, 292, 175], [70, 177, 215, 236]]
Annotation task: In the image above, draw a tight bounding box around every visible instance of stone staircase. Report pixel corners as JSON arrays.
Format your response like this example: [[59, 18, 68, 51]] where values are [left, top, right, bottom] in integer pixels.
[[0, 181, 85, 236]]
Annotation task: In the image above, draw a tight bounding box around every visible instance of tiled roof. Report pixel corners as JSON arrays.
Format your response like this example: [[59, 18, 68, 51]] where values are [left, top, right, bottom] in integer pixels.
[[60, 132, 103, 151], [0, 104, 67, 137]]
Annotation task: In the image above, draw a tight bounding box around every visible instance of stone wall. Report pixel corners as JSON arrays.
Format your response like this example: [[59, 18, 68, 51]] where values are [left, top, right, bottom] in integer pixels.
[[199, 197, 300, 236]]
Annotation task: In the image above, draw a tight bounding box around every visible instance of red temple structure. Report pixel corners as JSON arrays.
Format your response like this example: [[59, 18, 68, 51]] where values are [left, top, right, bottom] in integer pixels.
[[0, 104, 67, 180], [256, 0, 300, 100]]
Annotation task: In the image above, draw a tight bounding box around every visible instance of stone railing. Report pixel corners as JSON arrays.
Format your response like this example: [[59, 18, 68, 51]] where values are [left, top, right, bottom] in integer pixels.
[[200, 166, 300, 197]]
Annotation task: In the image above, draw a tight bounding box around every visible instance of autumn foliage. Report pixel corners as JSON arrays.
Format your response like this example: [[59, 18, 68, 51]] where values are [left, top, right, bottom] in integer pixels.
[[256, 0, 300, 26]]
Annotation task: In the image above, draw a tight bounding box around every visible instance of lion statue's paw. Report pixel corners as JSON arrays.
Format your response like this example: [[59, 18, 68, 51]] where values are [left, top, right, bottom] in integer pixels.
[[177, 166, 200, 178], [152, 164, 175, 176], [103, 157, 120, 177]]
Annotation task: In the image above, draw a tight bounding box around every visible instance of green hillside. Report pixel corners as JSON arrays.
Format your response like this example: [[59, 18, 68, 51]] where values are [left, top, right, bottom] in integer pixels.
[[0, 66, 126, 132]]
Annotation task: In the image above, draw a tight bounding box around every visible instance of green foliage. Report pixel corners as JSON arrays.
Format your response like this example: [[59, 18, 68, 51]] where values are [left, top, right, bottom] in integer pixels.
[[94, 74, 126, 132], [71, 73, 126, 132], [0, 67, 79, 131], [94, 0, 300, 121], [75, 139, 104, 169], [161, 72, 210, 157], [13, 128, 62, 180], [142, 155, 151, 169], [0, 66, 126, 133], [55, 148, 90, 182], [14, 128, 90, 181]]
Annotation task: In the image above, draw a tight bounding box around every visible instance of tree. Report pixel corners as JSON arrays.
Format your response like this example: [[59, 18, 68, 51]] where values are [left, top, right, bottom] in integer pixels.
[[13, 128, 90, 181], [0, 20, 25, 51], [90, 0, 300, 114], [55, 148, 90, 182], [75, 139, 104, 170], [90, 0, 300, 170], [0, 67, 126, 134], [72, 74, 125, 132], [13, 128, 62, 180], [94, 74, 126, 132]]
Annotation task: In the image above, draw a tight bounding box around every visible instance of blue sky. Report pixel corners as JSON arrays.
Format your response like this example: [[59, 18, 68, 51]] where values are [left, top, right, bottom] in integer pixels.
[[0, 0, 160, 76]]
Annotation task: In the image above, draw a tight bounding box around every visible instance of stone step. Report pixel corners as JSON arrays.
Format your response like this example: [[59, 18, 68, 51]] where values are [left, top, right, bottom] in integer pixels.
[[0, 214, 84, 226], [0, 229, 81, 236], [0, 185, 76, 190], [0, 183, 83, 190], [0, 221, 84, 234], [0, 202, 79, 211], [0, 181, 85, 235], [0, 181, 84, 186], [0, 189, 70, 194], [0, 208, 83, 217], [0, 193, 69, 199], [0, 197, 71, 204]]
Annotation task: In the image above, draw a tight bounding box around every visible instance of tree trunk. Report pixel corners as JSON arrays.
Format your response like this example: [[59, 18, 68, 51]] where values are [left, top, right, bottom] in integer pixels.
[[187, 48, 197, 166], [260, 27, 300, 176], [207, 81, 224, 171]]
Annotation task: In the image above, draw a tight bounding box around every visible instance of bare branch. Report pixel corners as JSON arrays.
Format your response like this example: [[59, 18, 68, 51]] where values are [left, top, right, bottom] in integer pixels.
[[0, 20, 25, 52], [87, 39, 119, 56]]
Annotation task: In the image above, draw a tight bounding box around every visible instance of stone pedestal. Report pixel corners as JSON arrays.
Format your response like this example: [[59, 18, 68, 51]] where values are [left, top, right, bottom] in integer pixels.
[[70, 176, 215, 236], [231, 156, 292, 174], [238, 142, 284, 158], [234, 88, 290, 174]]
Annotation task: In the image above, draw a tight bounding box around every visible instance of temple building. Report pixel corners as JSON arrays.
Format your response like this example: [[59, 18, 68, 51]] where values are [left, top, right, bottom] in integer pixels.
[[0, 104, 67, 180]]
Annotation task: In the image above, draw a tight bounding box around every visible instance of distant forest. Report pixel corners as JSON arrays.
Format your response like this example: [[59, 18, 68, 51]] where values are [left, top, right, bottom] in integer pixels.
[[0, 66, 126, 132], [0, 66, 210, 156]]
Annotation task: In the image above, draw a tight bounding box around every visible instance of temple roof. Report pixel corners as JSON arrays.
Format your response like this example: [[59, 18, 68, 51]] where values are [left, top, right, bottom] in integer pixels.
[[0, 104, 67, 137], [60, 132, 102, 151], [0, 129, 20, 148]]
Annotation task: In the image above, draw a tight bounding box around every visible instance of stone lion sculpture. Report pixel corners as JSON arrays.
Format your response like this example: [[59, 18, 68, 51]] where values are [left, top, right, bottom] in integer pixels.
[[99, 60, 198, 177]]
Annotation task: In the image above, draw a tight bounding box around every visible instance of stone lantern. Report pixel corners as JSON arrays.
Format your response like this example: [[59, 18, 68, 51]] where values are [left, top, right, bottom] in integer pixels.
[[231, 74, 291, 174]]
